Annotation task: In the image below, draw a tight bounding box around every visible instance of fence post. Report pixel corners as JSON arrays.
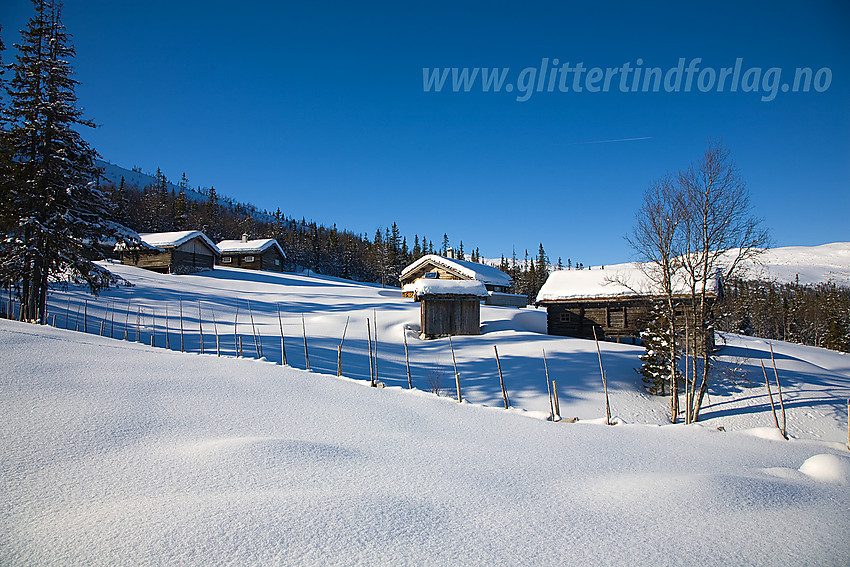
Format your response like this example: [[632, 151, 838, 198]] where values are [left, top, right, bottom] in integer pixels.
[[495, 345, 509, 409], [301, 313, 310, 370], [450, 336, 462, 403], [403, 329, 412, 389]]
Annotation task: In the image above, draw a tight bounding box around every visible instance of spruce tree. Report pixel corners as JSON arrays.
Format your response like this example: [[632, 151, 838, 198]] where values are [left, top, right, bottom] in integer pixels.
[[637, 302, 678, 396], [412, 235, 421, 259], [1, 0, 137, 322]]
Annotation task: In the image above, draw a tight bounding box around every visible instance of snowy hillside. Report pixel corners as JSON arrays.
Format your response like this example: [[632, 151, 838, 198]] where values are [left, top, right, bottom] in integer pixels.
[[2, 261, 850, 564], [736, 242, 850, 287], [23, 261, 850, 442], [96, 160, 207, 202]]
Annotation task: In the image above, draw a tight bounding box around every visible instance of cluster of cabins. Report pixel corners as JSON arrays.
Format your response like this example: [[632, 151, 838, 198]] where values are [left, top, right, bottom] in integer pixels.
[[119, 231, 285, 274], [119, 231, 717, 349]]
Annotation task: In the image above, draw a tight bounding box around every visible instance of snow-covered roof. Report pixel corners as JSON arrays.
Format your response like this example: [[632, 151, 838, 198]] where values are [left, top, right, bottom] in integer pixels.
[[138, 231, 220, 254], [536, 263, 719, 302], [217, 238, 285, 258], [400, 254, 512, 287], [403, 279, 489, 298]]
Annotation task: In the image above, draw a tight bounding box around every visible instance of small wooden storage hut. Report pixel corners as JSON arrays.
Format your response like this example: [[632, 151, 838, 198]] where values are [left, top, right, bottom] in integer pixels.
[[535, 265, 719, 354], [119, 231, 220, 274], [400, 253, 525, 307], [217, 235, 286, 272], [405, 279, 488, 339]]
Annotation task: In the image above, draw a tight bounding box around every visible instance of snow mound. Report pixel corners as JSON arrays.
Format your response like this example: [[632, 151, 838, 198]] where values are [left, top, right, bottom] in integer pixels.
[[740, 427, 789, 442], [799, 453, 850, 485]]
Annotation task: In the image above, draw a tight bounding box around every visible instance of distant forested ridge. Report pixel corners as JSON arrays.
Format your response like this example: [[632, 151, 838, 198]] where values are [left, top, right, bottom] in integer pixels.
[[100, 171, 565, 301]]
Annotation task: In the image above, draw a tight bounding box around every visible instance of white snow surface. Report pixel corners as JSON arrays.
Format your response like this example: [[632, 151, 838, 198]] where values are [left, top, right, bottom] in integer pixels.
[[403, 278, 489, 297], [400, 254, 513, 287], [138, 230, 220, 252], [217, 238, 285, 257], [3, 257, 850, 565]]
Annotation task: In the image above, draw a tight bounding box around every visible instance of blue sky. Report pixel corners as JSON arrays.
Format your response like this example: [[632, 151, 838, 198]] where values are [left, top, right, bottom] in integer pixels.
[[2, 0, 848, 266]]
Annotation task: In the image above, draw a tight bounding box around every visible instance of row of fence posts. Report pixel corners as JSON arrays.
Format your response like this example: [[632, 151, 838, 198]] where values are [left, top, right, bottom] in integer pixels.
[[7, 292, 850, 445], [4, 293, 617, 423]]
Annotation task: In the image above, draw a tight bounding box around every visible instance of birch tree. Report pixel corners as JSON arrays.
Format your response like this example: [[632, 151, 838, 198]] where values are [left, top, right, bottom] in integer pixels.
[[678, 143, 769, 422]]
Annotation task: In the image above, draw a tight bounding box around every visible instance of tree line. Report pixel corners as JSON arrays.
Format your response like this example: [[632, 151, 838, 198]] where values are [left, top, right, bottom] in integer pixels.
[[104, 172, 570, 301], [717, 277, 850, 353]]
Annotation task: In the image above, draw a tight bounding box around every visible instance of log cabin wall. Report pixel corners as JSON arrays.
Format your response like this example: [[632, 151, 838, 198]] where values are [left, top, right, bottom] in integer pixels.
[[420, 296, 481, 338], [543, 297, 716, 354]]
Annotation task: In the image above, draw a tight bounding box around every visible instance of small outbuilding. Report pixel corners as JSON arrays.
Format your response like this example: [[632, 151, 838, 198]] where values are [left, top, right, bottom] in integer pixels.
[[119, 230, 220, 274], [535, 265, 720, 353], [400, 253, 525, 307], [217, 235, 286, 272], [404, 279, 488, 339]]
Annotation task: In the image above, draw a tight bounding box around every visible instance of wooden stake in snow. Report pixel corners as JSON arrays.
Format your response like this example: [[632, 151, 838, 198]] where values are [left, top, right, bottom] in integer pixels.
[[449, 336, 462, 403], [403, 329, 412, 389], [234, 300, 239, 357], [494, 345, 509, 409], [277, 303, 287, 366], [593, 327, 613, 425], [760, 360, 780, 430], [769, 344, 788, 439], [124, 300, 131, 340], [367, 318, 374, 386], [179, 298, 185, 352], [373, 310, 379, 383], [100, 320, 105, 337], [64, 296, 71, 329], [247, 299, 261, 358], [110, 301, 116, 339], [337, 316, 349, 377], [164, 303, 170, 350], [211, 309, 220, 356], [301, 313, 310, 370], [543, 348, 555, 420], [552, 380, 561, 421], [198, 301, 204, 355], [135, 306, 141, 342], [83, 300, 88, 334]]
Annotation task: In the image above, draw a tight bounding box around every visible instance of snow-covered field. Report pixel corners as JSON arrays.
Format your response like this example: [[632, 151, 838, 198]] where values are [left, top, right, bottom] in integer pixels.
[[3, 257, 850, 565]]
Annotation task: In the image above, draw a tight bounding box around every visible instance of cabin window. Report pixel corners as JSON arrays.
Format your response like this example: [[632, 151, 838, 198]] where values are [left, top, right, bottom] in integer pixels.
[[609, 307, 626, 328], [244, 255, 255, 263], [558, 311, 573, 323], [424, 272, 438, 279], [222, 256, 232, 264], [274, 258, 280, 266]]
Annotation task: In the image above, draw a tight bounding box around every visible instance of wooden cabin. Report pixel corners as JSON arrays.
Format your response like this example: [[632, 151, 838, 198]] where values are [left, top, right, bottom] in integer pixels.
[[535, 265, 719, 353], [405, 279, 488, 339], [400, 253, 525, 307], [217, 235, 286, 272], [119, 231, 220, 274]]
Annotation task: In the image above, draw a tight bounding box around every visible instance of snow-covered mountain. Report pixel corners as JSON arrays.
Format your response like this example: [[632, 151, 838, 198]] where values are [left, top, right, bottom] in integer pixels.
[[737, 242, 850, 287], [537, 242, 850, 288]]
